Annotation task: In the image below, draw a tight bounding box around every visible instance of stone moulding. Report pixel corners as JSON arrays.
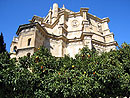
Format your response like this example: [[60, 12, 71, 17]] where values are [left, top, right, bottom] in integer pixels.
[[10, 3, 117, 58]]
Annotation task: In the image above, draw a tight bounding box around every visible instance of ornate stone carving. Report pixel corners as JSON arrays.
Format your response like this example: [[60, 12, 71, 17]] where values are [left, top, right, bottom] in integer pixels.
[[10, 3, 117, 58], [71, 20, 79, 28]]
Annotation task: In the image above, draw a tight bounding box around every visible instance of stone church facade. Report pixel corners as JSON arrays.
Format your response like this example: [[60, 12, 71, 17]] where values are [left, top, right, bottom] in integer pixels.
[[10, 3, 117, 58]]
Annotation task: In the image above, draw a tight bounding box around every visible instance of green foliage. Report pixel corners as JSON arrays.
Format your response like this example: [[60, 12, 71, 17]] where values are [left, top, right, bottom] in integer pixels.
[[0, 32, 6, 53], [0, 52, 15, 98], [0, 44, 130, 97]]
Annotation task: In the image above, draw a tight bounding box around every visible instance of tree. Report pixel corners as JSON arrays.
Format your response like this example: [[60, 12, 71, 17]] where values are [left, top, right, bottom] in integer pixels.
[[0, 32, 6, 53], [0, 43, 130, 97]]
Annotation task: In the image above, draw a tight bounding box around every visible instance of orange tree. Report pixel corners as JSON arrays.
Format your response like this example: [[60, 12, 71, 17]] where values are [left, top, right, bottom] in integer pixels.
[[0, 43, 130, 97], [30, 44, 130, 97]]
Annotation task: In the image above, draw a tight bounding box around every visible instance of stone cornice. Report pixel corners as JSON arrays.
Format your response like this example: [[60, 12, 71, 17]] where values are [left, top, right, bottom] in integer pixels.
[[16, 23, 37, 35], [60, 8, 74, 14], [41, 16, 60, 29], [87, 13, 110, 23], [37, 23, 88, 42], [80, 8, 89, 12], [36, 23, 69, 42], [67, 30, 82, 33], [104, 32, 114, 36], [92, 39, 117, 46], [88, 31, 114, 38], [68, 12, 81, 18], [17, 46, 35, 51], [16, 22, 116, 47], [11, 41, 18, 43], [102, 17, 110, 23], [62, 26, 68, 33], [80, 8, 89, 17], [30, 6, 110, 31], [31, 15, 43, 23], [30, 8, 110, 32]]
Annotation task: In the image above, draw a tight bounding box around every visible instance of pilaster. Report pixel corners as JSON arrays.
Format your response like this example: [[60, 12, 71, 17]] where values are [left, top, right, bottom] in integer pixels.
[[80, 8, 89, 20], [83, 32, 93, 49], [82, 20, 90, 32], [58, 24, 63, 35]]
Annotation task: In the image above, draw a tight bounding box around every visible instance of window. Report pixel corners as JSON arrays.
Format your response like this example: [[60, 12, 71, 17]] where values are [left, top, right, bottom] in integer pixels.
[[46, 20, 49, 23], [13, 46, 17, 52], [28, 38, 31, 46], [27, 53, 31, 57]]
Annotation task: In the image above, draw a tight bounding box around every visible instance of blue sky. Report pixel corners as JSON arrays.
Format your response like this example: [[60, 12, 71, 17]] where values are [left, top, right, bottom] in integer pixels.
[[0, 0, 130, 51]]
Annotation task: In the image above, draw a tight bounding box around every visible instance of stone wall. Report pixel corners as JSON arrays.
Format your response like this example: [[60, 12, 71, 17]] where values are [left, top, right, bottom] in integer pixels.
[[10, 3, 117, 58]]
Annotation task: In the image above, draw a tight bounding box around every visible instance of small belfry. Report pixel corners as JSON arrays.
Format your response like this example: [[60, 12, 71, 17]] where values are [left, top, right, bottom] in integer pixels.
[[10, 3, 117, 58]]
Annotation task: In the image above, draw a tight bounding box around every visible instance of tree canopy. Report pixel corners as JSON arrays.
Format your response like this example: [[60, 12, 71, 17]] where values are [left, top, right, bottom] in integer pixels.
[[0, 32, 6, 53], [0, 43, 130, 98]]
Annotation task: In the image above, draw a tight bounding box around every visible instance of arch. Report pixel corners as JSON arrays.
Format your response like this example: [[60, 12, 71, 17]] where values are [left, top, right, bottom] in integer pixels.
[[27, 53, 31, 57], [13, 46, 17, 52]]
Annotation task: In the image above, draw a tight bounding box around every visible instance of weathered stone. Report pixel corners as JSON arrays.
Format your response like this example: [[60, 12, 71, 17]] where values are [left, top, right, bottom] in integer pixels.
[[10, 3, 117, 58]]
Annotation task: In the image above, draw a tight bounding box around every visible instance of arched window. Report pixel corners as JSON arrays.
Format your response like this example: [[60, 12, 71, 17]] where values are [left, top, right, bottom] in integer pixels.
[[27, 53, 31, 57], [13, 46, 17, 52], [28, 38, 31, 46]]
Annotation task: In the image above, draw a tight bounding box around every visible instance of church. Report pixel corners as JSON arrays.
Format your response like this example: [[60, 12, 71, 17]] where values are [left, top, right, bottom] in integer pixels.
[[10, 3, 117, 58]]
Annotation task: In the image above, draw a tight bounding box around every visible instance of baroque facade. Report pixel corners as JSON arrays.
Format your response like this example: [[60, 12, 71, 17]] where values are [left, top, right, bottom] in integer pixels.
[[10, 3, 117, 58]]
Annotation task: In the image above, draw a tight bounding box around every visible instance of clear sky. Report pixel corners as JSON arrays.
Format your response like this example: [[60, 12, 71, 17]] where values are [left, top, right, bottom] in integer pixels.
[[0, 0, 130, 52]]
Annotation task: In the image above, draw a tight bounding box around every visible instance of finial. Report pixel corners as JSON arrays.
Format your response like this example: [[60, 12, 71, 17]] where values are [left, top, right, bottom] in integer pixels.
[[62, 4, 65, 9], [49, 7, 52, 11], [53, 3, 58, 8]]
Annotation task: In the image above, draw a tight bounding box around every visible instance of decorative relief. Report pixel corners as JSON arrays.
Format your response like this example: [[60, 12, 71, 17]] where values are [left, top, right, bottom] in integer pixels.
[[10, 3, 116, 58], [71, 20, 79, 28]]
